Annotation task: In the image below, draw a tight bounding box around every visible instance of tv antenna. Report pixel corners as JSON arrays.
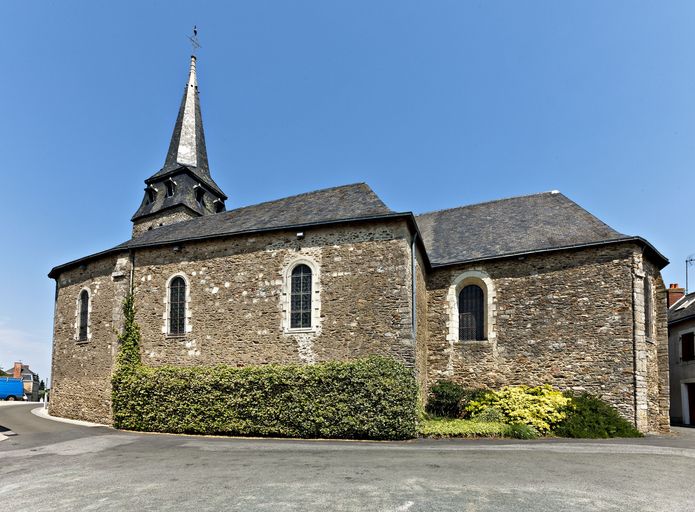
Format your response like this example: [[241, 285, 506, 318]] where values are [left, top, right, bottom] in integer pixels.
[[188, 25, 201, 54], [687, 254, 695, 294]]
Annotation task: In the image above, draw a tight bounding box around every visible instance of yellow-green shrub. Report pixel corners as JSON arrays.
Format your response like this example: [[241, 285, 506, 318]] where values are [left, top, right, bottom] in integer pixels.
[[466, 385, 570, 433]]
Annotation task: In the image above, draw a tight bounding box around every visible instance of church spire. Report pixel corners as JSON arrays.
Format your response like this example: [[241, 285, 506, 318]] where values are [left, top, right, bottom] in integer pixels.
[[162, 55, 210, 174], [131, 53, 227, 237]]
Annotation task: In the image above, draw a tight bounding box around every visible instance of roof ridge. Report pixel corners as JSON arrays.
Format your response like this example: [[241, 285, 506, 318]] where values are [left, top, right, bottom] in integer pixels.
[[416, 190, 562, 217], [226, 182, 374, 214]]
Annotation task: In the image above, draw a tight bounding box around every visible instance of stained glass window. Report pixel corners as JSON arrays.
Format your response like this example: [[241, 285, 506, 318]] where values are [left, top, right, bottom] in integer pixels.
[[290, 264, 312, 329], [169, 276, 186, 335], [459, 285, 484, 341]]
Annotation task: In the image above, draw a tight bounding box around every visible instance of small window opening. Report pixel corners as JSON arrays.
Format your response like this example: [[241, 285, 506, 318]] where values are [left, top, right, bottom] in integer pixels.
[[195, 187, 205, 206], [78, 290, 89, 341], [214, 199, 224, 213], [145, 186, 157, 205], [682, 332, 695, 362], [644, 278, 653, 338], [165, 180, 176, 198]]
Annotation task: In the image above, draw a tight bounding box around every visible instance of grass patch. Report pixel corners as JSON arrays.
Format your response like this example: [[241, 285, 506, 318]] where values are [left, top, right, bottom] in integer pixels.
[[419, 418, 513, 438]]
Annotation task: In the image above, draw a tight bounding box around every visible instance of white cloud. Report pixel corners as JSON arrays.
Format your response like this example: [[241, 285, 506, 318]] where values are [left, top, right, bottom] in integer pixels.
[[0, 319, 51, 383]]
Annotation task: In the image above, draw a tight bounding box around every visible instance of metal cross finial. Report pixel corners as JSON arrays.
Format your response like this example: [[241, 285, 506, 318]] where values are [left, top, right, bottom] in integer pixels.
[[188, 25, 201, 54]]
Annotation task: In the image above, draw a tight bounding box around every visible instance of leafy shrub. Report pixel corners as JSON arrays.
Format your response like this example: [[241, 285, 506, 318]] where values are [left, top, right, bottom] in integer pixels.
[[467, 385, 570, 433], [474, 406, 505, 423], [553, 392, 642, 438], [112, 295, 418, 440], [425, 381, 467, 418], [507, 422, 539, 439], [419, 418, 511, 438], [426, 380, 486, 418]]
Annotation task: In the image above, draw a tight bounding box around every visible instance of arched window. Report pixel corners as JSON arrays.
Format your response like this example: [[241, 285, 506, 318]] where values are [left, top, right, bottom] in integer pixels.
[[168, 276, 186, 336], [459, 284, 485, 341], [290, 264, 312, 329], [78, 289, 89, 341]]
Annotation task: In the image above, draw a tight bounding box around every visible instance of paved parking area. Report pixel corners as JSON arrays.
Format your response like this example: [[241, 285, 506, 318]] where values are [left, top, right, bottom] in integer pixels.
[[1, 403, 694, 511]]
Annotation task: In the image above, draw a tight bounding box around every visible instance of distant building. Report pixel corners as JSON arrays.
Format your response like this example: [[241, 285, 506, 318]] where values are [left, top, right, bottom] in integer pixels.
[[11, 362, 39, 402], [49, 54, 670, 432], [668, 284, 695, 425]]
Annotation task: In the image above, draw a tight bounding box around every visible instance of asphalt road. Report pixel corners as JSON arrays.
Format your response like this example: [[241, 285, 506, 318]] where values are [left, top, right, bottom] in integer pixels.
[[1, 403, 694, 512]]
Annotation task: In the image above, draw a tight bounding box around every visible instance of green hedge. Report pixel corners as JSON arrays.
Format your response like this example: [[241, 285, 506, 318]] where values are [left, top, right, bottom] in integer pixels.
[[112, 295, 418, 440], [113, 357, 417, 440]]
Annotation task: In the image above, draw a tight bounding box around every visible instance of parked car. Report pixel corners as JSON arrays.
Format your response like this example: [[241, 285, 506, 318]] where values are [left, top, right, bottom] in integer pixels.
[[0, 377, 26, 401]]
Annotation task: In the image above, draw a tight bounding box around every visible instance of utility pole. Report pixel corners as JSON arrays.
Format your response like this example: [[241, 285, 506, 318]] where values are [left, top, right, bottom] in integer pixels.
[[687, 255, 695, 294]]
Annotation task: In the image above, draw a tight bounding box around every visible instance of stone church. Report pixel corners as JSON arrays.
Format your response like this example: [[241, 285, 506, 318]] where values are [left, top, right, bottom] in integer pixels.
[[49, 55, 670, 432]]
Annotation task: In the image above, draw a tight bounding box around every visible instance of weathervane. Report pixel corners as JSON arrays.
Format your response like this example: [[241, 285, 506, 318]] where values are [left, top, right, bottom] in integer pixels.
[[188, 25, 201, 54]]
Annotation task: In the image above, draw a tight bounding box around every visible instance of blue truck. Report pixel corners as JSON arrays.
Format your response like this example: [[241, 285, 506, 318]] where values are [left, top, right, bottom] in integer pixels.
[[0, 377, 26, 401]]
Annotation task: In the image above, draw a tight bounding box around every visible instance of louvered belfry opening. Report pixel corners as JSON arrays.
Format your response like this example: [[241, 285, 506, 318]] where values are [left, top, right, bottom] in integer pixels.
[[458, 284, 484, 341], [290, 264, 312, 328]]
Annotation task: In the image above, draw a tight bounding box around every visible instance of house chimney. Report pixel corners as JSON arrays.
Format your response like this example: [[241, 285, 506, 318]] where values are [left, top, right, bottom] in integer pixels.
[[667, 283, 685, 308], [12, 362, 22, 379]]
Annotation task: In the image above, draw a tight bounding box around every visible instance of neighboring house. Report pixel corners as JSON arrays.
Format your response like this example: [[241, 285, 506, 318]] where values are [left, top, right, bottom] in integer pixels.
[[48, 54, 670, 432], [667, 284, 695, 425], [10, 362, 39, 402]]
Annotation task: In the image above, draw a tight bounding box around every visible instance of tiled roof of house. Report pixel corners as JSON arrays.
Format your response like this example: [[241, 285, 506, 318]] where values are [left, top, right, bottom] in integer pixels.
[[669, 292, 695, 324], [415, 191, 637, 266]]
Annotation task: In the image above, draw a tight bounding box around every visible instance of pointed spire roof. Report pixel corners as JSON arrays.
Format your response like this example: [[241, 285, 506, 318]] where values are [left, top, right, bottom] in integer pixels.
[[145, 55, 226, 198], [163, 55, 209, 173]]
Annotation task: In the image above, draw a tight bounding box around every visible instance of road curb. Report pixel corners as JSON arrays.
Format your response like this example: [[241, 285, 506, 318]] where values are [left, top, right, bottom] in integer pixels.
[[31, 407, 107, 428]]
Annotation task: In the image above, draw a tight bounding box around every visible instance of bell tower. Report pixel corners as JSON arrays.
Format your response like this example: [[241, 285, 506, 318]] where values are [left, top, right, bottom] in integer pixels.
[[131, 55, 227, 237]]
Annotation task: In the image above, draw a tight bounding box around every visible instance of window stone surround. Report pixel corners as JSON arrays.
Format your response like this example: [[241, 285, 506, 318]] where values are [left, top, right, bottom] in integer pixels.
[[74, 287, 92, 342], [163, 272, 192, 337], [445, 269, 497, 346], [281, 255, 322, 336]]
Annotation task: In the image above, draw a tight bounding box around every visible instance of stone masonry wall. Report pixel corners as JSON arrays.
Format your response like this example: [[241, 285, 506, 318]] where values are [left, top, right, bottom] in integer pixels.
[[51, 220, 414, 424], [50, 253, 131, 424], [51, 218, 669, 433], [132, 205, 199, 237], [425, 243, 667, 432], [132, 220, 414, 370], [642, 255, 670, 432], [414, 246, 429, 400]]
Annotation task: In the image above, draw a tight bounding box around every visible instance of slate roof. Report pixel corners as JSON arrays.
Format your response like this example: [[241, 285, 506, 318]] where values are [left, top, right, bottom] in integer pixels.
[[121, 182, 394, 249], [669, 292, 695, 325], [49, 184, 668, 278], [416, 191, 639, 267]]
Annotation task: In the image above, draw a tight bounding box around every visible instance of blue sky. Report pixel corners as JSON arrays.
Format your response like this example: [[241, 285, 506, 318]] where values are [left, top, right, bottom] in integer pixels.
[[2, 1, 694, 380]]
